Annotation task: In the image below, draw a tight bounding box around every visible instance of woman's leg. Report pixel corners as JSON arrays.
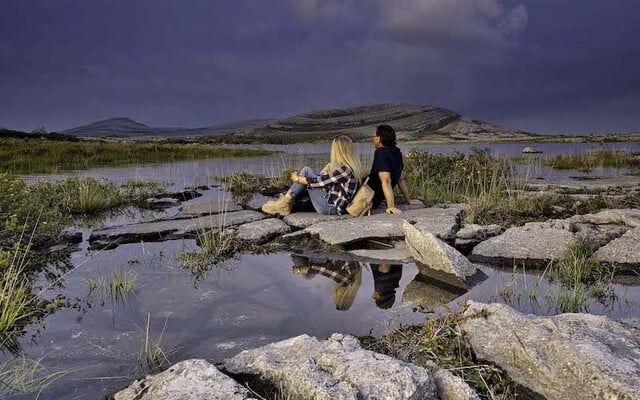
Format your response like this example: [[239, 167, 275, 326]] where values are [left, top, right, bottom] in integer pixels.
[[286, 166, 317, 199], [308, 187, 336, 215]]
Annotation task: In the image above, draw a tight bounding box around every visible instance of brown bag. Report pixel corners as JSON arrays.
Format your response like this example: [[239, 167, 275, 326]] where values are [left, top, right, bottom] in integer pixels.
[[346, 177, 375, 217]]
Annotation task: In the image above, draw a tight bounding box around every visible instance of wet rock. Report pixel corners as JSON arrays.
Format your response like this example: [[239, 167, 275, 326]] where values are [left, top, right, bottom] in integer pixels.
[[177, 200, 242, 218], [236, 219, 291, 244], [434, 369, 481, 400], [349, 241, 413, 262], [113, 359, 254, 400], [521, 146, 541, 154], [223, 333, 438, 400], [401, 277, 464, 311], [470, 224, 578, 268], [154, 188, 203, 201], [461, 301, 640, 400], [570, 208, 640, 227], [596, 227, 640, 269], [455, 224, 503, 240], [146, 197, 180, 208], [404, 221, 478, 284], [89, 210, 264, 248], [302, 207, 462, 246]]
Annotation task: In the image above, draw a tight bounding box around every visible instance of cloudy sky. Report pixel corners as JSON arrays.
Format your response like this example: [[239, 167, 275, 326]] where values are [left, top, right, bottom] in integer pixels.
[[1, 0, 639, 134]]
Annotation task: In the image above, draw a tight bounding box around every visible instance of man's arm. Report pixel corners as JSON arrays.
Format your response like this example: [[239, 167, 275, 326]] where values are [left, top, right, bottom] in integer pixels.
[[379, 171, 402, 214], [398, 173, 412, 204]]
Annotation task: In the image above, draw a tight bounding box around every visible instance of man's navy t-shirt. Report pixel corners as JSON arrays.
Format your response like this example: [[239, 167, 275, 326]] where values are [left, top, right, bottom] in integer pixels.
[[368, 146, 404, 208]]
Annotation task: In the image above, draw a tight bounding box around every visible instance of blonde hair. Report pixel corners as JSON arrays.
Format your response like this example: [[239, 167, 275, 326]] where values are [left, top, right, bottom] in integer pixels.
[[333, 262, 362, 311], [328, 135, 365, 182]]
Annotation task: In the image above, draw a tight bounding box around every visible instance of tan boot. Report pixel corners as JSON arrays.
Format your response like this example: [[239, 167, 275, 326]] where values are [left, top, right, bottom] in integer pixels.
[[261, 194, 294, 216]]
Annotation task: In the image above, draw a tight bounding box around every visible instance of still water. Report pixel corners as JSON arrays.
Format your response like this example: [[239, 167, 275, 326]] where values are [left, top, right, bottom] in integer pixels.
[[5, 141, 640, 399]]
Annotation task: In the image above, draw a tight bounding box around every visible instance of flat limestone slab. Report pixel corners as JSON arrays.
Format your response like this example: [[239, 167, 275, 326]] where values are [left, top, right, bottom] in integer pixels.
[[113, 359, 254, 400], [283, 212, 350, 229], [236, 218, 291, 244], [89, 210, 264, 247], [302, 207, 462, 246], [176, 200, 242, 218], [596, 227, 640, 269], [349, 241, 413, 262], [570, 208, 640, 228], [470, 224, 578, 268]]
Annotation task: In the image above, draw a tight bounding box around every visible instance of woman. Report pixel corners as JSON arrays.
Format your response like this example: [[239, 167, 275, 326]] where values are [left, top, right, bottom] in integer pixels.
[[262, 135, 364, 216]]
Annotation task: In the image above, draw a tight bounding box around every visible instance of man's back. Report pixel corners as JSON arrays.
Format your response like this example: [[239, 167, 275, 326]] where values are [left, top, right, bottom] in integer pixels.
[[368, 145, 404, 208]]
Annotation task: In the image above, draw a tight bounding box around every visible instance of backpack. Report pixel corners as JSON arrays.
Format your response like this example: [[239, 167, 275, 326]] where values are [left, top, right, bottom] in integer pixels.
[[346, 177, 375, 217]]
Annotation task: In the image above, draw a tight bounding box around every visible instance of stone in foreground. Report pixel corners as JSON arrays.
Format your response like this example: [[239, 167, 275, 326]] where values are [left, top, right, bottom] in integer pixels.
[[461, 301, 640, 400], [89, 210, 264, 248], [596, 226, 640, 269], [283, 212, 350, 228], [223, 333, 438, 400], [302, 207, 462, 246], [470, 224, 577, 267], [236, 218, 291, 244], [434, 369, 481, 400], [404, 221, 478, 284], [113, 359, 255, 400], [570, 208, 640, 227]]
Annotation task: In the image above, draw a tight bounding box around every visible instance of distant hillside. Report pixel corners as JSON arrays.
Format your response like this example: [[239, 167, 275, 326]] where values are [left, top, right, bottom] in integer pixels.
[[213, 104, 537, 144], [62, 117, 274, 138]]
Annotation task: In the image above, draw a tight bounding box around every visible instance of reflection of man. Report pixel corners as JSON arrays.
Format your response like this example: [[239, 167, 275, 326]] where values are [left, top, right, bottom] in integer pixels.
[[369, 125, 421, 215], [371, 263, 403, 309]]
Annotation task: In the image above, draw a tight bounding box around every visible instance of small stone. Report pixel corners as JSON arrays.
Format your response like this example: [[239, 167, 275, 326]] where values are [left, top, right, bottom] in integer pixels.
[[455, 224, 503, 240], [434, 369, 481, 400], [570, 208, 640, 227]]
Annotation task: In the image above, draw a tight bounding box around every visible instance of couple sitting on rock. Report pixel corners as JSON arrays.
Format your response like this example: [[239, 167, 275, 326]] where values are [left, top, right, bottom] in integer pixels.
[[262, 124, 420, 217]]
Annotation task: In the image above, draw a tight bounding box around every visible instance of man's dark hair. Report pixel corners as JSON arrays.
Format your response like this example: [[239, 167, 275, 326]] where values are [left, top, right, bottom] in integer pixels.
[[375, 124, 397, 147]]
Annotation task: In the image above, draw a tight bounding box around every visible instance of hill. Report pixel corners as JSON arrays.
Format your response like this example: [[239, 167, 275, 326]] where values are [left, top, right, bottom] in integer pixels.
[[213, 104, 536, 144]]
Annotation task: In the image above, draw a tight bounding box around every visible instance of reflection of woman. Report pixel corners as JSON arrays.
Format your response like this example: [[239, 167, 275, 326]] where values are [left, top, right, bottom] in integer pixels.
[[370, 263, 403, 309], [262, 135, 364, 216], [292, 257, 363, 311]]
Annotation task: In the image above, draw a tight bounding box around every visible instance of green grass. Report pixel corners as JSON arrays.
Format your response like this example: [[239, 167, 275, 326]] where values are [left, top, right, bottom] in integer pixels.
[[359, 304, 521, 399], [219, 170, 294, 202], [542, 150, 640, 172], [178, 225, 237, 279], [0, 246, 38, 345], [136, 313, 171, 373], [86, 267, 137, 303], [0, 356, 73, 398], [0, 138, 279, 174]]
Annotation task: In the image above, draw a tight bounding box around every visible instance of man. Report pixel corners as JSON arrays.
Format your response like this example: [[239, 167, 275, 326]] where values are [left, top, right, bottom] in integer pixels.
[[368, 124, 420, 214]]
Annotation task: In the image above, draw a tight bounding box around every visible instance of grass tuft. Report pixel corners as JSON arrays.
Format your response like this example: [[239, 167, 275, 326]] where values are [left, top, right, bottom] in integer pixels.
[[136, 313, 171, 373]]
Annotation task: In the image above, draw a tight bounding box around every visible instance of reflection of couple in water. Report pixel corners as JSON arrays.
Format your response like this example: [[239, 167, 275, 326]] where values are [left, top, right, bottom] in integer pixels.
[[292, 256, 402, 310]]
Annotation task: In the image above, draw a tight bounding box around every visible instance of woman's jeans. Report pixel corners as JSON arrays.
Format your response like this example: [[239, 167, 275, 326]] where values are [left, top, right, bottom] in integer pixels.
[[287, 166, 337, 215]]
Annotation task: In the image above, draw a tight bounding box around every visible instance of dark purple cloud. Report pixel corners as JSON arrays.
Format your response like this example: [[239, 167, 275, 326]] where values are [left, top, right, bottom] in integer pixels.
[[0, 0, 638, 134]]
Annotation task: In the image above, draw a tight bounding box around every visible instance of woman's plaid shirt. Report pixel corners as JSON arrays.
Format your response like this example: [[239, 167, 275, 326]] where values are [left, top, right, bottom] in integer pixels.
[[307, 165, 357, 215]]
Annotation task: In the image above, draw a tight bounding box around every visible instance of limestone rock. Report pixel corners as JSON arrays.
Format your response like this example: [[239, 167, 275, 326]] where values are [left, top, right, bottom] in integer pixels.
[[113, 359, 254, 400], [574, 223, 630, 248], [403, 221, 478, 283], [470, 224, 577, 267], [89, 211, 264, 248], [302, 207, 462, 246], [461, 301, 640, 400], [434, 369, 481, 400], [456, 224, 503, 240], [223, 333, 438, 400], [236, 218, 291, 244], [283, 212, 350, 229], [596, 227, 640, 269], [177, 200, 242, 217], [570, 208, 640, 227]]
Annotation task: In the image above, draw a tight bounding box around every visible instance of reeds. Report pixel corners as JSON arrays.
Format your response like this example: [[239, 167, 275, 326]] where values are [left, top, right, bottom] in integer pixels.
[[0, 356, 73, 398], [86, 267, 137, 303], [136, 313, 171, 373], [543, 150, 640, 172]]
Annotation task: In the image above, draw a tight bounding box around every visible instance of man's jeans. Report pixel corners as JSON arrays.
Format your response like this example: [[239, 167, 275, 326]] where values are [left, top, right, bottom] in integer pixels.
[[286, 166, 337, 215]]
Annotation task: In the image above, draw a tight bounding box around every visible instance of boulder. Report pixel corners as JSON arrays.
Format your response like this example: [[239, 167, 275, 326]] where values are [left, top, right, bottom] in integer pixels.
[[461, 301, 640, 400], [89, 211, 264, 248], [236, 218, 291, 244], [403, 221, 478, 284], [283, 212, 350, 229], [470, 224, 578, 268], [302, 207, 462, 246], [176, 200, 242, 218], [455, 224, 503, 240], [434, 369, 481, 400], [596, 226, 640, 269], [570, 208, 640, 227], [113, 359, 254, 400], [223, 333, 438, 400]]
